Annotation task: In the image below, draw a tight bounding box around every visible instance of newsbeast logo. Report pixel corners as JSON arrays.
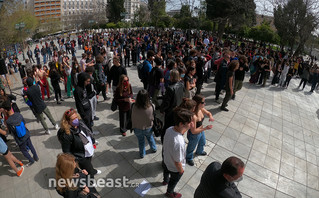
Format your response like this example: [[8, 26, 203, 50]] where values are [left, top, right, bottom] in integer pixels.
[[49, 176, 139, 188]]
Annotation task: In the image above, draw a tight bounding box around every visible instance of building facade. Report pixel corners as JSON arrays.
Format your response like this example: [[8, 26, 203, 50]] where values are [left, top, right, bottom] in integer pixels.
[[34, 0, 61, 23], [61, 0, 107, 30], [124, 0, 140, 22]]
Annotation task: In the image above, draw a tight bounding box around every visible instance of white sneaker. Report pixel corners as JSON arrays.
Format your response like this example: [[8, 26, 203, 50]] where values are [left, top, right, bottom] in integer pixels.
[[96, 169, 102, 175], [55, 124, 59, 130], [45, 130, 51, 135], [95, 140, 99, 145], [92, 131, 100, 135]]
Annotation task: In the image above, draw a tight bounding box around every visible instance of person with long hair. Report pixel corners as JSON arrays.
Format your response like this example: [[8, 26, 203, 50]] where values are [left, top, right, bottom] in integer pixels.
[[114, 75, 134, 136], [184, 66, 197, 99], [186, 95, 214, 166], [57, 108, 101, 177], [221, 60, 239, 112], [131, 89, 157, 158], [55, 153, 100, 198]]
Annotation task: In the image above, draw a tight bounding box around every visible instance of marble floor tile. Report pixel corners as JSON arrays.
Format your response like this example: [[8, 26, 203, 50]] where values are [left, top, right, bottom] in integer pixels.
[[277, 176, 307, 198], [279, 162, 294, 180], [245, 161, 279, 188], [252, 139, 268, 154], [216, 135, 237, 151], [232, 142, 251, 159], [238, 175, 276, 198], [241, 124, 257, 137]]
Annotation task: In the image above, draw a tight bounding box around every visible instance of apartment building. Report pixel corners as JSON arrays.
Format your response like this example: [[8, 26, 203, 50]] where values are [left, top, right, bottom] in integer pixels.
[[61, 0, 107, 30], [34, 0, 61, 23], [124, 0, 140, 22]]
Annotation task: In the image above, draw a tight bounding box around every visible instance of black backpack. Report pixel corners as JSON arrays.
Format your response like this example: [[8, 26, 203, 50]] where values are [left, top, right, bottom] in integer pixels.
[[137, 61, 147, 81]]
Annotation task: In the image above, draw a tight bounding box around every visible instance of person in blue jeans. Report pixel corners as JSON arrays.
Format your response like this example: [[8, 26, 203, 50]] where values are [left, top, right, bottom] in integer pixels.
[[186, 95, 214, 166], [131, 89, 157, 158], [2, 98, 39, 167]]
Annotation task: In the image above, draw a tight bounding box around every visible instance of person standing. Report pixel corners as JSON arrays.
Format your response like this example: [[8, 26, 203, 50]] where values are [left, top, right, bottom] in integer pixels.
[[27, 47, 35, 63], [142, 50, 155, 90], [298, 66, 310, 90], [34, 45, 41, 65], [194, 156, 245, 198], [124, 43, 131, 67], [186, 95, 214, 166], [74, 72, 93, 131], [3, 99, 39, 167], [162, 108, 194, 198], [26, 77, 58, 134], [57, 109, 101, 178], [232, 55, 248, 99], [41, 46, 47, 64], [107, 57, 127, 91], [148, 57, 164, 109], [49, 62, 64, 104], [131, 89, 157, 158], [221, 60, 239, 112], [214, 51, 231, 103], [94, 55, 107, 101], [114, 75, 134, 136]]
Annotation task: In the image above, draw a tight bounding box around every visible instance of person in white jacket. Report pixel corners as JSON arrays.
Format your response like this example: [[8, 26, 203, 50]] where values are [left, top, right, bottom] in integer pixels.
[[279, 61, 290, 87]]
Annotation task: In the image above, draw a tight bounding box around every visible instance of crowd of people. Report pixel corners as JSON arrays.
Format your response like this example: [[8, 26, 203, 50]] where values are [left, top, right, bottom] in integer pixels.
[[0, 28, 317, 198]]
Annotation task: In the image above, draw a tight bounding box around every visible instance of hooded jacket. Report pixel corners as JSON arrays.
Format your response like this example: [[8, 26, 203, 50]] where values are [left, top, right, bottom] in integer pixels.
[[73, 72, 91, 117]]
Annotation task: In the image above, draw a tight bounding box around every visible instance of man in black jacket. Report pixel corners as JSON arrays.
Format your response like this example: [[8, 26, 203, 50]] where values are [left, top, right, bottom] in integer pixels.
[[107, 57, 127, 91], [26, 78, 58, 134], [74, 72, 93, 130], [194, 156, 245, 198], [233, 55, 249, 99]]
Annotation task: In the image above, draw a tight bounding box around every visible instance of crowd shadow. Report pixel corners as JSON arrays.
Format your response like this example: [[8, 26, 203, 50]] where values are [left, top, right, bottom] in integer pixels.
[[34, 167, 56, 190], [42, 135, 61, 150], [268, 86, 285, 92]]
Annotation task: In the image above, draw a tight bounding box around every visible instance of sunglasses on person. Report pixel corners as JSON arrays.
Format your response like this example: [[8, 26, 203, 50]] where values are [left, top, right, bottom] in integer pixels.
[[65, 108, 74, 116]]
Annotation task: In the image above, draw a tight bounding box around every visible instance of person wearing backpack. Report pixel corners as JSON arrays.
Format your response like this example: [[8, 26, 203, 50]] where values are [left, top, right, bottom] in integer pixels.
[[141, 50, 155, 90], [148, 57, 164, 109], [3, 99, 39, 167]]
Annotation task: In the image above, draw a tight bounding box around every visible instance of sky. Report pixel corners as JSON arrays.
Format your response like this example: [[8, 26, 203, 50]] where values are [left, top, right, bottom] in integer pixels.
[[166, 0, 272, 15]]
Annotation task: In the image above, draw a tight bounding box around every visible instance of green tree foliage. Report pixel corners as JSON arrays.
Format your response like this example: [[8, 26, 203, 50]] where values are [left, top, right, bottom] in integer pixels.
[[0, 0, 39, 50], [173, 5, 198, 29], [148, 0, 167, 27], [274, 0, 318, 55], [200, 20, 214, 31], [248, 21, 279, 44], [205, 0, 256, 38], [107, 0, 125, 23], [175, 5, 192, 19]]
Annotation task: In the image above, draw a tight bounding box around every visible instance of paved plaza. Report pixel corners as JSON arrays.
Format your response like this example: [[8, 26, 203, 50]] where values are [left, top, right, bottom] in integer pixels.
[[0, 45, 319, 198]]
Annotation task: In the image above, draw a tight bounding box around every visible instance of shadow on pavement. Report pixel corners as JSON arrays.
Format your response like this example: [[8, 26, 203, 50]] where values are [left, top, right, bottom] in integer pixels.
[[34, 167, 55, 190], [42, 135, 61, 150]]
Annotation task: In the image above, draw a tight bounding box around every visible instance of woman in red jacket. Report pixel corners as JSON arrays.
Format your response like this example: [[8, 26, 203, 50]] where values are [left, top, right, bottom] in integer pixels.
[[114, 75, 134, 136]]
